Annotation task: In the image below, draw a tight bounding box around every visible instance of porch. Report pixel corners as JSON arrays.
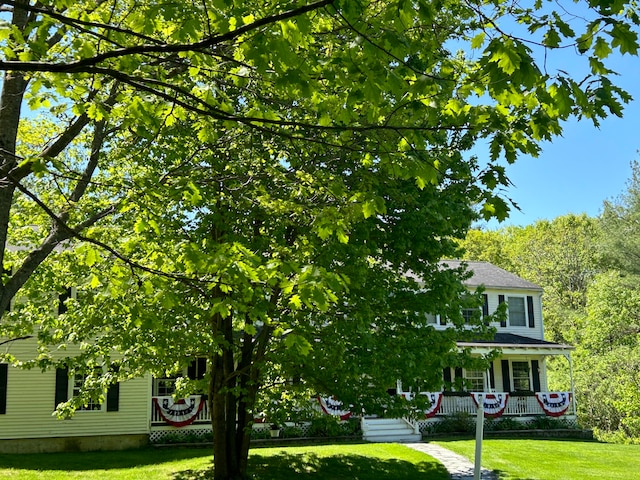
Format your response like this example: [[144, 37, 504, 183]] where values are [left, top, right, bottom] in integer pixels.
[[149, 390, 575, 444]]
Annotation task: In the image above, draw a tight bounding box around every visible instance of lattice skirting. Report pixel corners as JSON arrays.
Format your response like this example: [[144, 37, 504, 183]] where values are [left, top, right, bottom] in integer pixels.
[[149, 428, 212, 443], [150, 422, 315, 443]]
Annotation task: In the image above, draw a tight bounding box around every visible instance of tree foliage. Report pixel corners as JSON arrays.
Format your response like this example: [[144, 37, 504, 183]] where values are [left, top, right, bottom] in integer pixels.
[[460, 214, 601, 343], [1, 0, 640, 476]]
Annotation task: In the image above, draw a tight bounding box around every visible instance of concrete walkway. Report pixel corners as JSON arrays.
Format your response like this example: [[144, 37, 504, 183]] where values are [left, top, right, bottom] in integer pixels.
[[406, 443, 497, 480]]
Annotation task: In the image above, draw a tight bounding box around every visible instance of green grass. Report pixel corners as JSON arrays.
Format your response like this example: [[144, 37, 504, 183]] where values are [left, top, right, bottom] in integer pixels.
[[0, 443, 448, 480], [436, 438, 640, 480]]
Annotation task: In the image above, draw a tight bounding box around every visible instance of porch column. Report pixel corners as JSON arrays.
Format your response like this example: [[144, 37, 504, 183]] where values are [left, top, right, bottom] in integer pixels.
[[565, 352, 576, 415]]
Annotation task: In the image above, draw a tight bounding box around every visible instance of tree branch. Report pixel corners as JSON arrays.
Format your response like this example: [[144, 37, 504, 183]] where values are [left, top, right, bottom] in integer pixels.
[[0, 0, 335, 73]]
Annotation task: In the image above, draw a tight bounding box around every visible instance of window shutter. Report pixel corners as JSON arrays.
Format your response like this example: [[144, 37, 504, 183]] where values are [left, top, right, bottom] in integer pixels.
[[454, 367, 463, 380], [531, 360, 541, 392], [197, 358, 206, 379], [0, 364, 7, 414], [442, 367, 451, 390], [482, 294, 489, 317], [489, 362, 495, 390], [188, 360, 196, 380], [54, 367, 69, 409], [106, 382, 120, 412], [58, 287, 72, 315], [3, 267, 11, 312], [527, 296, 535, 328], [501, 359, 511, 392], [498, 295, 506, 327]]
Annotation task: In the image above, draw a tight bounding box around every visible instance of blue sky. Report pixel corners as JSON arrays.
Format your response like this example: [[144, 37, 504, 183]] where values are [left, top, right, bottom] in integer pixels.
[[487, 59, 640, 228], [481, 27, 640, 229]]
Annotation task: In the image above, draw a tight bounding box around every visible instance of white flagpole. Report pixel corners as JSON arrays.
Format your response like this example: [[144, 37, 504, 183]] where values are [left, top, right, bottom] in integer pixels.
[[474, 393, 484, 480]]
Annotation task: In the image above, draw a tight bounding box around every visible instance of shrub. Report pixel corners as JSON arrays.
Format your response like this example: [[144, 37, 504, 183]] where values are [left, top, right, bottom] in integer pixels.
[[307, 416, 359, 438], [428, 412, 475, 434], [485, 417, 523, 431]]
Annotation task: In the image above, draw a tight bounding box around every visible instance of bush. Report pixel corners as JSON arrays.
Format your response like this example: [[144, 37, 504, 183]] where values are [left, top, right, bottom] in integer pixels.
[[527, 415, 574, 430], [307, 416, 359, 438], [485, 417, 523, 431], [428, 412, 475, 434]]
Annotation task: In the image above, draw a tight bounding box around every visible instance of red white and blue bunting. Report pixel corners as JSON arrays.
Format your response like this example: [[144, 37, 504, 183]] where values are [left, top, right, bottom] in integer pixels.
[[536, 392, 572, 417], [418, 392, 443, 418], [153, 395, 205, 427], [317, 396, 352, 420], [471, 393, 509, 418], [399, 392, 442, 418]]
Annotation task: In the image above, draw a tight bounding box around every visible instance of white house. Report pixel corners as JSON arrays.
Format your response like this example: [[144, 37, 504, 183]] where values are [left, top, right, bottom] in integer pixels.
[[362, 260, 576, 442], [0, 260, 575, 451]]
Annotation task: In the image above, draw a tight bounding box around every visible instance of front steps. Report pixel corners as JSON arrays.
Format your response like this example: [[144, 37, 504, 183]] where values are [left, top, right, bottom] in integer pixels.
[[361, 417, 422, 442]]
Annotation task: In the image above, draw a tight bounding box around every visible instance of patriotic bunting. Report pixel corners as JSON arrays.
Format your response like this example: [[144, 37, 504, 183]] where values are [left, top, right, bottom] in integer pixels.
[[317, 396, 352, 420], [536, 392, 572, 417], [471, 393, 509, 418], [418, 392, 443, 418], [152, 395, 205, 427]]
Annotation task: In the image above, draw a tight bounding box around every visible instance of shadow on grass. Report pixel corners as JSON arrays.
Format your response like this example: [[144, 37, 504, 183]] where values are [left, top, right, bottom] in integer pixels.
[[492, 472, 537, 480], [0, 447, 213, 471], [172, 452, 450, 480]]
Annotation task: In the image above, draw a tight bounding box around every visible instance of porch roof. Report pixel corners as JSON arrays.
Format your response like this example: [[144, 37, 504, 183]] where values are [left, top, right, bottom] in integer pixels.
[[457, 333, 574, 355]]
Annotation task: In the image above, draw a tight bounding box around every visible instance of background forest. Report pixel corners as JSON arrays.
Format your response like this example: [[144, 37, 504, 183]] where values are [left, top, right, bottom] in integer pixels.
[[460, 160, 640, 443]]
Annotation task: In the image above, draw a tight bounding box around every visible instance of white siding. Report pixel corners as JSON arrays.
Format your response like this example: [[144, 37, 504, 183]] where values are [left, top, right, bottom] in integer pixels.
[[0, 337, 151, 440], [485, 287, 545, 340]]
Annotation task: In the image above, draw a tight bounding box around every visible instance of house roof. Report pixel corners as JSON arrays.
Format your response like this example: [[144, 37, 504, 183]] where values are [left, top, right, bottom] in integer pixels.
[[457, 333, 574, 354], [440, 260, 542, 291]]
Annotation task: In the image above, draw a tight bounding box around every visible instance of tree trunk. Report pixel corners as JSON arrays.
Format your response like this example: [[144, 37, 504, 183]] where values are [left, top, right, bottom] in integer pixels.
[[210, 350, 253, 480], [209, 309, 273, 479]]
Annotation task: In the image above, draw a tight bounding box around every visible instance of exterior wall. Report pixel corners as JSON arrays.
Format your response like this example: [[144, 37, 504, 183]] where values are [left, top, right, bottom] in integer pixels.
[[0, 434, 148, 454], [0, 337, 152, 441], [430, 287, 545, 340], [490, 354, 548, 392], [484, 288, 545, 340]]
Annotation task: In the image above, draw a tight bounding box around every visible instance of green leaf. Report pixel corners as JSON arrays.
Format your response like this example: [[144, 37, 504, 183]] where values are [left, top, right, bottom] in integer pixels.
[[610, 22, 639, 55], [85, 248, 99, 267], [594, 37, 613, 59], [471, 32, 485, 50]]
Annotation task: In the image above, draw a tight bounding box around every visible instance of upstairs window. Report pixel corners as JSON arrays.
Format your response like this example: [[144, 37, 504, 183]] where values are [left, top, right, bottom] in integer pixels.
[[507, 296, 527, 326], [462, 308, 477, 324]]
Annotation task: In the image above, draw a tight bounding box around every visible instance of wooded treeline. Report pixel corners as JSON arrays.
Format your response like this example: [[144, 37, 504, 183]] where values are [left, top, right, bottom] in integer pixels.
[[460, 161, 640, 442]]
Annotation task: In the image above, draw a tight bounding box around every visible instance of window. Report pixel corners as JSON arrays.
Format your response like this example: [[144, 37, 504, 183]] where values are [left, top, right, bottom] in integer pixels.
[[73, 368, 103, 411], [425, 313, 438, 325], [55, 366, 119, 412], [0, 363, 7, 414], [464, 369, 485, 391], [507, 296, 526, 326], [462, 308, 477, 324], [188, 357, 207, 381], [512, 361, 531, 391], [153, 377, 177, 396], [153, 358, 207, 396]]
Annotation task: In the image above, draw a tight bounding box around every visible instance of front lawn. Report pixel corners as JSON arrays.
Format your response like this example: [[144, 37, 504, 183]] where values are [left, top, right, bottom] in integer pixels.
[[436, 438, 640, 480], [0, 443, 448, 480]]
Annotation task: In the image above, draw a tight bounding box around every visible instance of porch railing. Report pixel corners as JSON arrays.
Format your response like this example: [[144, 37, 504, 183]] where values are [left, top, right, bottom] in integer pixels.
[[150, 395, 211, 425], [437, 392, 574, 417]]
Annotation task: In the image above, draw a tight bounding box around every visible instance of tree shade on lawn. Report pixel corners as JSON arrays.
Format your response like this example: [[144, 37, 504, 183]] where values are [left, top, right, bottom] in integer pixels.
[[0, 444, 449, 480]]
